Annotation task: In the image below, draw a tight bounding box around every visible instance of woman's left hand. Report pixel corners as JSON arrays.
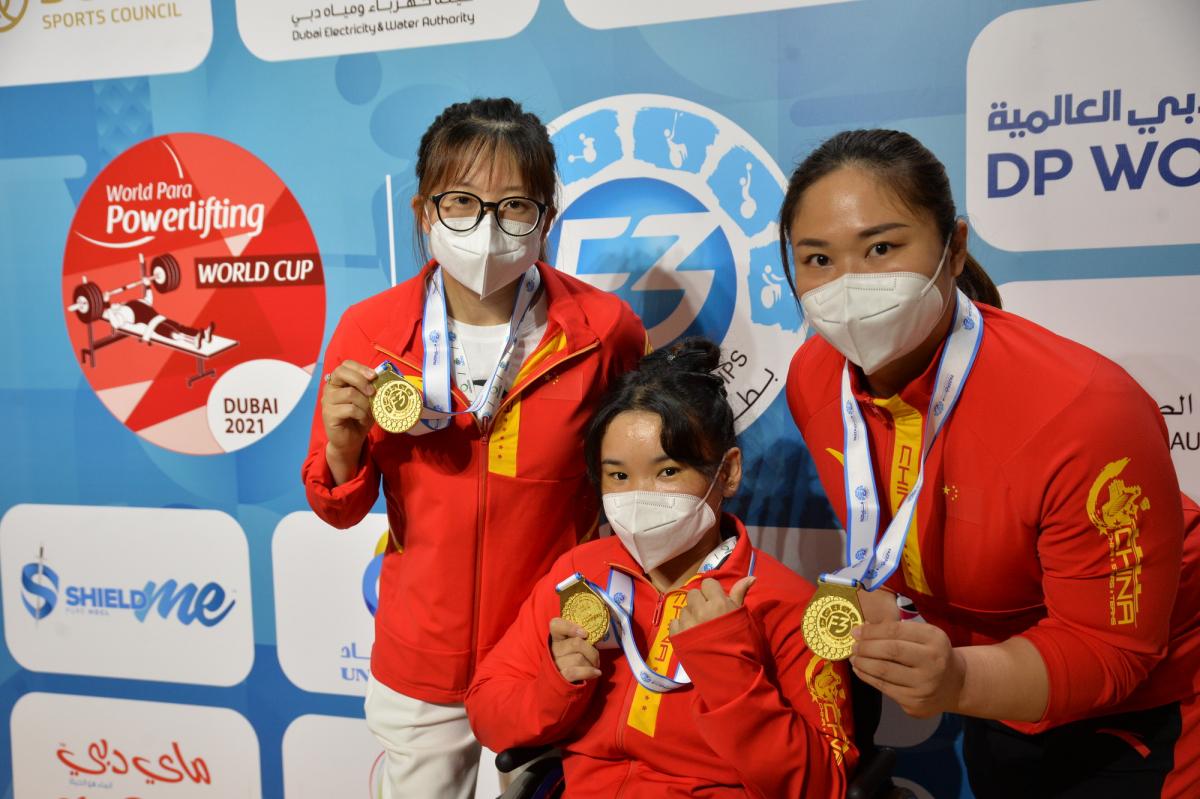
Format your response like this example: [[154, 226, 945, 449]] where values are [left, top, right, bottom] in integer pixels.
[[849, 621, 966, 718], [669, 576, 755, 637]]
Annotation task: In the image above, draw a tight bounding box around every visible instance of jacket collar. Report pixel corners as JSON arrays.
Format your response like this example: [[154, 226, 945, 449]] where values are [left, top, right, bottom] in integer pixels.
[[607, 512, 756, 588], [846, 333, 948, 414], [372, 260, 597, 371]]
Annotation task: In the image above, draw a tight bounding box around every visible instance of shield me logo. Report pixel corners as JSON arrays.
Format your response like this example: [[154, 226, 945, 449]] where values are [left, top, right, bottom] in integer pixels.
[[21, 561, 58, 619], [21, 558, 234, 626]]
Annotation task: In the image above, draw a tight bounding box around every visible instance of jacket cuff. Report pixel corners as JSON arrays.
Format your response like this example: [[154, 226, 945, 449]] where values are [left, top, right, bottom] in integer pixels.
[[305, 441, 374, 503], [671, 605, 766, 709]]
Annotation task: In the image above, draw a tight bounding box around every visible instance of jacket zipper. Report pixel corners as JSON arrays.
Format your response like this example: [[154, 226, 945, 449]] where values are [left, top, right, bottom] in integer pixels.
[[468, 425, 488, 684], [491, 339, 600, 420], [469, 340, 600, 683], [613, 570, 674, 762], [375, 339, 601, 684]]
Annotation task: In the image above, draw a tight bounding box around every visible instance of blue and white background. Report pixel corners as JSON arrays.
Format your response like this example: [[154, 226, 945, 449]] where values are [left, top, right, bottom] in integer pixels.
[[2, 0, 1198, 796]]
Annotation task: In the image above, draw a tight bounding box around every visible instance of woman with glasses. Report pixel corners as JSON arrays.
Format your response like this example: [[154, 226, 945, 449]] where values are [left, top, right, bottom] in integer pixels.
[[302, 97, 647, 799]]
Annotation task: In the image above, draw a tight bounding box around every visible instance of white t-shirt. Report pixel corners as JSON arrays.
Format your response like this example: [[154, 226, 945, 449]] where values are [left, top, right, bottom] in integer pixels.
[[447, 292, 548, 415]]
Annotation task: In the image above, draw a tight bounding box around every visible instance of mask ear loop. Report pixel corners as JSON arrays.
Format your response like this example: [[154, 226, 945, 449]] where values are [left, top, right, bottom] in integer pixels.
[[919, 233, 955, 298], [700, 450, 734, 505]]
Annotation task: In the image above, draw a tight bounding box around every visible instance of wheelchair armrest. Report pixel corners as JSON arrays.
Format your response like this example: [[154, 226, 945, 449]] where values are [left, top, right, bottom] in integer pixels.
[[496, 744, 554, 774], [845, 746, 897, 799], [495, 751, 564, 799]]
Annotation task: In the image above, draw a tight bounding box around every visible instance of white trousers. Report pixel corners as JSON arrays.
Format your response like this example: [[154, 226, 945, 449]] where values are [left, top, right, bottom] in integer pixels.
[[365, 676, 482, 799]]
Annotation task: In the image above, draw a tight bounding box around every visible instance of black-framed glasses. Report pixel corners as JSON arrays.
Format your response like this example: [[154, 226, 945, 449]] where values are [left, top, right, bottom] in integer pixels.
[[429, 191, 547, 237]]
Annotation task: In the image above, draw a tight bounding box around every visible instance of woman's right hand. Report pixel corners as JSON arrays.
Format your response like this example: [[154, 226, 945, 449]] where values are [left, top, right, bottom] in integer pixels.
[[322, 359, 378, 483], [549, 617, 602, 684]]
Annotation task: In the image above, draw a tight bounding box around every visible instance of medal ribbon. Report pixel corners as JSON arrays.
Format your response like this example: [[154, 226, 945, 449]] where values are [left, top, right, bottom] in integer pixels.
[[421, 265, 541, 430], [826, 289, 983, 591], [554, 545, 758, 694]]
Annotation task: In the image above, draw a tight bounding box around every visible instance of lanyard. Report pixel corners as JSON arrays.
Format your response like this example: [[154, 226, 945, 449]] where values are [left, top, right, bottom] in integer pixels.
[[555, 542, 758, 693], [420, 265, 540, 430], [825, 289, 983, 591]]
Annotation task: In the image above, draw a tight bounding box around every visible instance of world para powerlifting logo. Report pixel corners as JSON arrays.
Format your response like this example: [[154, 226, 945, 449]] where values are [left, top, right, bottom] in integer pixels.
[[0, 0, 29, 32]]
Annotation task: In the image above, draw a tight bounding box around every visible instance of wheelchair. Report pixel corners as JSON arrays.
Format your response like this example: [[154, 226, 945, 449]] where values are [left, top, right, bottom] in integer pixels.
[[495, 673, 917, 799]]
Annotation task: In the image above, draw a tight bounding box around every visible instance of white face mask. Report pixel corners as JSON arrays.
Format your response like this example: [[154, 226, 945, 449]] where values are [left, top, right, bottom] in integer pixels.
[[428, 214, 541, 299], [603, 461, 725, 573], [799, 236, 952, 375]]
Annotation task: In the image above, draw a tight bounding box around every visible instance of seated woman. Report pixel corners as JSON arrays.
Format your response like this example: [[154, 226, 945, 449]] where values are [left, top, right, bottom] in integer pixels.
[[466, 338, 857, 798]]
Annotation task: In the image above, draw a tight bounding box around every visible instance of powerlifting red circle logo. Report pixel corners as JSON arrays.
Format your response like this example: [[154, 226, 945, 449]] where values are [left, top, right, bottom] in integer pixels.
[[61, 133, 325, 455]]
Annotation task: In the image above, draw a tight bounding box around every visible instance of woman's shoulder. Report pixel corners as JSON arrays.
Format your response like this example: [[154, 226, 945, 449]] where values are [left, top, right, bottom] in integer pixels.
[[975, 303, 1155, 413], [542, 265, 642, 337], [543, 535, 629, 585], [786, 335, 843, 425]]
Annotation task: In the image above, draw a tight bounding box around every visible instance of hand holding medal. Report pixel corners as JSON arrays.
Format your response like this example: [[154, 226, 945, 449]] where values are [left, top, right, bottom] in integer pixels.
[[549, 616, 603, 684], [551, 579, 608, 684], [849, 619, 965, 718], [320, 359, 379, 465]]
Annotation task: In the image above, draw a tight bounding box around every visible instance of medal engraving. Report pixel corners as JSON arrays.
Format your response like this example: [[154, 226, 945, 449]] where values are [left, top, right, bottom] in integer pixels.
[[371, 372, 422, 434], [802, 582, 864, 661], [560, 586, 610, 646]]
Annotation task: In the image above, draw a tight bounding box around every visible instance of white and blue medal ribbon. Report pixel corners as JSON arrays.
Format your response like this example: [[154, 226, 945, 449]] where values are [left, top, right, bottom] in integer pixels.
[[554, 544, 758, 694], [420, 265, 541, 430], [825, 289, 983, 592]]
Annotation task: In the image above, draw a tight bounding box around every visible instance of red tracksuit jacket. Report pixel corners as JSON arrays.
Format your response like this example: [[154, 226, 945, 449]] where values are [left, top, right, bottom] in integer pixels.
[[787, 302, 1200, 733], [302, 261, 646, 703], [466, 515, 858, 798]]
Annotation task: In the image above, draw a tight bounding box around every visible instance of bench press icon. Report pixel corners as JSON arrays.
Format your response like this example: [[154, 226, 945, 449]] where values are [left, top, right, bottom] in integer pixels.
[[67, 252, 238, 387]]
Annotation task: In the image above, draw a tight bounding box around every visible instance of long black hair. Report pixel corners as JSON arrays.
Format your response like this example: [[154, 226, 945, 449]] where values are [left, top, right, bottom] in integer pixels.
[[778, 129, 1001, 307], [584, 337, 737, 487]]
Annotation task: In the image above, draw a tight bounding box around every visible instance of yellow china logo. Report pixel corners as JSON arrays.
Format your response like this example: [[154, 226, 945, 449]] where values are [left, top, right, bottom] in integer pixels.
[[0, 0, 29, 32], [1087, 457, 1148, 626], [805, 657, 851, 765]]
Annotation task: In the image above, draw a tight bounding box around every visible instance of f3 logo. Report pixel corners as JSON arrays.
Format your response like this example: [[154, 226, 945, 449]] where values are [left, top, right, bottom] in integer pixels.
[[547, 94, 803, 432]]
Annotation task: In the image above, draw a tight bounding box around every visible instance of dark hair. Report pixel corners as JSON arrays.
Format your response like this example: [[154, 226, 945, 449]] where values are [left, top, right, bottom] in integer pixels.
[[413, 97, 557, 261], [584, 337, 737, 488], [778, 129, 1001, 308]]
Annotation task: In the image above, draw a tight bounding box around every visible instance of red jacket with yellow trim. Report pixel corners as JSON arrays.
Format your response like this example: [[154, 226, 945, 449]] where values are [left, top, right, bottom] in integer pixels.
[[466, 515, 857, 799], [302, 261, 646, 704], [786, 302, 1200, 733]]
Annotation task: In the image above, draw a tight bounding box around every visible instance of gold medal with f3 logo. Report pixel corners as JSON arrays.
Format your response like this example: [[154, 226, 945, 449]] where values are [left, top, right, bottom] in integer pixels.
[[557, 580, 610, 646], [802, 581, 864, 661], [371, 370, 422, 434]]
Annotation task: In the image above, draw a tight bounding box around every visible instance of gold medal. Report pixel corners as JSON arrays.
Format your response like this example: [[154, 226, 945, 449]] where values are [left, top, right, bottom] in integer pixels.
[[371, 371, 423, 434], [559, 582, 610, 646], [801, 581, 864, 661]]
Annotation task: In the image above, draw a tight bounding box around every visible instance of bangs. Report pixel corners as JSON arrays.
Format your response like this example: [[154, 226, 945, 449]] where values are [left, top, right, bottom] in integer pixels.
[[418, 128, 554, 206], [422, 135, 512, 193]]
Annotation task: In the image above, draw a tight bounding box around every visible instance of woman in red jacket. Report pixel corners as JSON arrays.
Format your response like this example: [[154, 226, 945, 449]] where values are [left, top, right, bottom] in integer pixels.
[[302, 98, 646, 799], [467, 338, 857, 798], [780, 128, 1200, 797]]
